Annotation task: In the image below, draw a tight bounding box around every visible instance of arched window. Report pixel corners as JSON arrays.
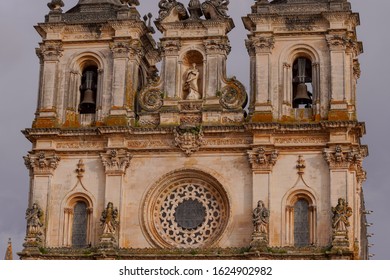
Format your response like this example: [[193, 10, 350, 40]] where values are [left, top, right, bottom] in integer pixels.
[[63, 196, 93, 248], [79, 66, 98, 115], [72, 201, 88, 248], [285, 193, 317, 247], [292, 57, 313, 108], [294, 199, 310, 247]]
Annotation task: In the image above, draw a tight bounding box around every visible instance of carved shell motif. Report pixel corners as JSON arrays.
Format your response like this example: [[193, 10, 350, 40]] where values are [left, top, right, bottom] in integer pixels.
[[138, 88, 163, 112], [219, 78, 247, 110]]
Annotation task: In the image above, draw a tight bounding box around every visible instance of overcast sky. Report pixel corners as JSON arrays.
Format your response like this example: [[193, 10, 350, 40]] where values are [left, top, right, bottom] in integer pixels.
[[0, 0, 388, 260]]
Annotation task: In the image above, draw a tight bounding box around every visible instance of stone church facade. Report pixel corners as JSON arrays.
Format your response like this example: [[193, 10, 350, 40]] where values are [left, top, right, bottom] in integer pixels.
[[19, 0, 369, 260]]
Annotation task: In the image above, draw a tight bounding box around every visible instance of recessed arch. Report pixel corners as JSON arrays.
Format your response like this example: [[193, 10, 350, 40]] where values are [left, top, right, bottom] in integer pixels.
[[280, 44, 322, 116]]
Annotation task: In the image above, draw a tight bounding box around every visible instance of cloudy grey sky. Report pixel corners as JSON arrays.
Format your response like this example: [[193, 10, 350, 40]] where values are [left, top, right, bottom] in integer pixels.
[[0, 0, 388, 260]]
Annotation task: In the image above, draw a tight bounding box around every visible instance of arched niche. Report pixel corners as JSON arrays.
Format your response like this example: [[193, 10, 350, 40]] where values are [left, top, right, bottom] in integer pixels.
[[181, 50, 204, 100]]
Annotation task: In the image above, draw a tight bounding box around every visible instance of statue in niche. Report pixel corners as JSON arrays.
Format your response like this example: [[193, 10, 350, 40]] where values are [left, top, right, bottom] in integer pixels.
[[332, 198, 352, 232], [252, 200, 269, 234], [184, 63, 201, 100], [100, 202, 119, 235]]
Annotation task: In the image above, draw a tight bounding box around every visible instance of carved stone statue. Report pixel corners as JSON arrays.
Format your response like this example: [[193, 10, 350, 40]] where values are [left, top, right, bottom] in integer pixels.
[[332, 198, 352, 232], [252, 200, 269, 234], [100, 202, 119, 235], [250, 200, 269, 251], [184, 63, 201, 100], [26, 203, 44, 235], [202, 0, 230, 19], [159, 0, 176, 15]]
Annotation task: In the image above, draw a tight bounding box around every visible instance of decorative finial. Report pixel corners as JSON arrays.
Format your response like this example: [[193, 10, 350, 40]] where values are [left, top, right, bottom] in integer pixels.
[[76, 159, 85, 179], [296, 155, 306, 175], [47, 0, 64, 13], [143, 13, 156, 34], [5, 238, 13, 260]]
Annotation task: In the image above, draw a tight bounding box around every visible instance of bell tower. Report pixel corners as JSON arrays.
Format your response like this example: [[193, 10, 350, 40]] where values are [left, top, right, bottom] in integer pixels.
[[243, 0, 368, 259], [244, 0, 362, 122], [33, 0, 159, 129]]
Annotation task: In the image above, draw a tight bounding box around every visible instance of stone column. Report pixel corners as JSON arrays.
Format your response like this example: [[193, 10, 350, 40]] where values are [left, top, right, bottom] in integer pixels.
[[110, 42, 130, 111], [247, 146, 279, 248], [326, 35, 350, 120], [100, 149, 132, 247], [34, 41, 63, 127], [249, 36, 275, 122], [23, 151, 61, 249], [323, 145, 367, 250], [161, 40, 181, 98]]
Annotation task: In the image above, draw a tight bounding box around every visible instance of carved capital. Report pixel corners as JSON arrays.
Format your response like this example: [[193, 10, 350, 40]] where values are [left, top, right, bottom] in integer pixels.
[[326, 35, 348, 50], [24, 152, 61, 175], [160, 40, 181, 56], [252, 36, 275, 53], [110, 41, 143, 59], [204, 39, 231, 55], [173, 127, 204, 156], [247, 147, 279, 171], [36, 41, 63, 61], [323, 145, 368, 170], [100, 149, 132, 175]]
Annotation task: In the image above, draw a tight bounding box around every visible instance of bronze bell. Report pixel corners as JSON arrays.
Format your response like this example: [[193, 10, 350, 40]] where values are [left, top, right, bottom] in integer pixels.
[[294, 83, 312, 105], [79, 89, 96, 114], [79, 70, 96, 114]]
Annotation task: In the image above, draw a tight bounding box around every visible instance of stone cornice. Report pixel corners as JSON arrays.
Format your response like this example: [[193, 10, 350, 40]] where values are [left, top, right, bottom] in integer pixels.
[[23, 121, 366, 141]]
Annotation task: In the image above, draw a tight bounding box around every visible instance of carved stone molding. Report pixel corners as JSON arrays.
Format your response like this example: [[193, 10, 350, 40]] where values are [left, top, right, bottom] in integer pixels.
[[100, 149, 132, 175], [247, 147, 279, 171], [173, 127, 204, 156], [24, 152, 61, 175]]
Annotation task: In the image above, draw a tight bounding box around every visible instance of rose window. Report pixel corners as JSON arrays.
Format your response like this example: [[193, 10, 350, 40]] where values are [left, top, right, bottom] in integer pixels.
[[143, 170, 230, 249]]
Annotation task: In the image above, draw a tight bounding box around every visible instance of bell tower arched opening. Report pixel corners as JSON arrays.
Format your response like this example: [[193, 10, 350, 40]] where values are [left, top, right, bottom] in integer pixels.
[[292, 57, 313, 109]]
